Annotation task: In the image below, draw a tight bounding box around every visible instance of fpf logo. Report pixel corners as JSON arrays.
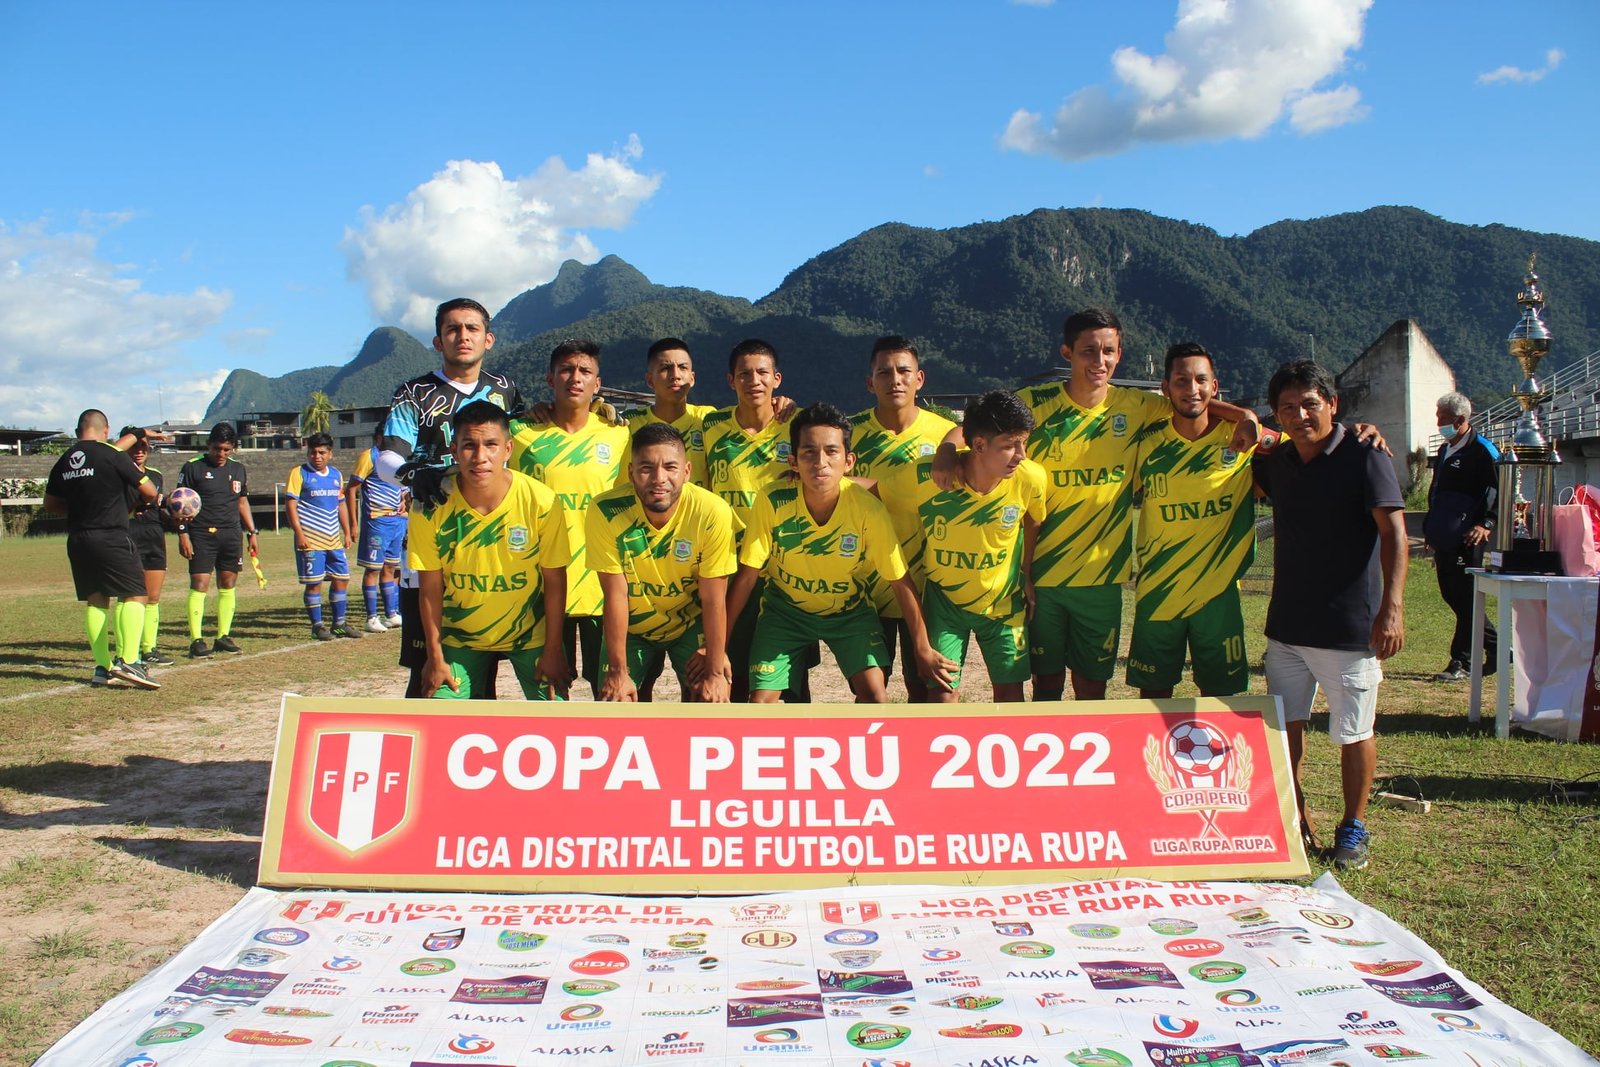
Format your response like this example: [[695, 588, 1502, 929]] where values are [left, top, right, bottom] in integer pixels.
[[308, 731, 416, 853]]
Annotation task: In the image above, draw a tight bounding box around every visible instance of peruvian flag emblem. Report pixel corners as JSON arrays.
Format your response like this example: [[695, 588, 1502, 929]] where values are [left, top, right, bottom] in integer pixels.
[[821, 900, 882, 925], [307, 731, 415, 852]]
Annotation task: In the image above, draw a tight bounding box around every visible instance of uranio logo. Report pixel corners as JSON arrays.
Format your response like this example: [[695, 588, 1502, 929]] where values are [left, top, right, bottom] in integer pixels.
[[1143, 719, 1252, 838], [306, 730, 416, 853]]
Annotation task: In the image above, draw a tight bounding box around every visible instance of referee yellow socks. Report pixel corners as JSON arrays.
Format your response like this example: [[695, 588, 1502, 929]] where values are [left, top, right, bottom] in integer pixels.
[[141, 602, 160, 655], [115, 601, 145, 665], [187, 590, 205, 640], [85, 604, 112, 670], [217, 587, 237, 637]]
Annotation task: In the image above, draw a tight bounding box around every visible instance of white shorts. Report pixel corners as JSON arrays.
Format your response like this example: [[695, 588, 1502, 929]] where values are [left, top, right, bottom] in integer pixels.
[[1264, 638, 1381, 745]]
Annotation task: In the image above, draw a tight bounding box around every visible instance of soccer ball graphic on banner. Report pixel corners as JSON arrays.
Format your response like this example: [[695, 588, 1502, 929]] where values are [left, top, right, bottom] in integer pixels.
[[1167, 719, 1230, 783], [167, 486, 201, 522]]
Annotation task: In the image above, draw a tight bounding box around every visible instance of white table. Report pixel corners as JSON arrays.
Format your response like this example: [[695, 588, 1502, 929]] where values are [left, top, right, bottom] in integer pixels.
[[1468, 570, 1599, 739]]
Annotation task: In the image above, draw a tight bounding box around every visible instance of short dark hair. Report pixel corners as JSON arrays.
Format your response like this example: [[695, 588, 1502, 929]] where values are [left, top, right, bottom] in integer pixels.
[[305, 432, 334, 450], [435, 297, 491, 337], [1267, 359, 1339, 409], [632, 422, 687, 454], [1164, 341, 1215, 379], [870, 335, 918, 365], [1063, 307, 1122, 348], [962, 390, 1034, 440], [550, 338, 602, 371], [647, 338, 691, 367], [729, 338, 778, 376], [453, 399, 510, 435], [790, 402, 852, 452], [76, 409, 107, 436], [208, 422, 237, 446]]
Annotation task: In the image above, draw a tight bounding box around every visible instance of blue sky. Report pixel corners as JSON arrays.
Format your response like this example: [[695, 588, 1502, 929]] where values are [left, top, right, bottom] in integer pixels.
[[2, 0, 1594, 431]]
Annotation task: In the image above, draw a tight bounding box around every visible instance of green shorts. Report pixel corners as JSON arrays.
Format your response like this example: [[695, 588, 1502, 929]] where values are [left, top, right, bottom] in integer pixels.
[[750, 595, 887, 691], [923, 583, 1029, 690], [1029, 582, 1122, 681], [600, 622, 704, 689], [432, 645, 560, 700], [1125, 584, 1247, 695]]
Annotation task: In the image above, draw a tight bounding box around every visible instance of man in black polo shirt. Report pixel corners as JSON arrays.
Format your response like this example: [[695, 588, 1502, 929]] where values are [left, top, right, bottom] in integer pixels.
[[177, 422, 259, 658], [1255, 360, 1406, 872], [43, 409, 161, 689]]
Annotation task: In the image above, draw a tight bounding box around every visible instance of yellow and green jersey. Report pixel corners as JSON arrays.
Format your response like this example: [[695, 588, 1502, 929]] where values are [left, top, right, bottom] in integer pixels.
[[1023, 382, 1168, 588], [885, 455, 1047, 623], [407, 470, 570, 652], [508, 415, 628, 617], [701, 407, 792, 530], [1134, 419, 1257, 621], [586, 482, 738, 644], [618, 404, 716, 488], [848, 405, 958, 617], [739, 479, 905, 617]]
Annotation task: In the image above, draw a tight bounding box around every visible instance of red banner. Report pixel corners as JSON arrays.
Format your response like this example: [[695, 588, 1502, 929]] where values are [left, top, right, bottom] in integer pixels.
[[261, 697, 1307, 891]]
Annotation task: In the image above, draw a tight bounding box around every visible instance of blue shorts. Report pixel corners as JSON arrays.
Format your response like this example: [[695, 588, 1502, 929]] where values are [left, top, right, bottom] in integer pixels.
[[296, 548, 350, 583], [358, 516, 407, 569]]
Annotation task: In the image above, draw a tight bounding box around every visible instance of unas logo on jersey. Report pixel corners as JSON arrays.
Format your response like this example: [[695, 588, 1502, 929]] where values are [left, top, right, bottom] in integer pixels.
[[1112, 414, 1128, 437], [1221, 448, 1238, 467], [1001, 505, 1021, 529], [775, 442, 792, 462], [596, 442, 613, 465], [839, 533, 859, 558], [673, 539, 693, 562], [508, 526, 530, 551], [919, 443, 935, 457], [688, 430, 704, 449]]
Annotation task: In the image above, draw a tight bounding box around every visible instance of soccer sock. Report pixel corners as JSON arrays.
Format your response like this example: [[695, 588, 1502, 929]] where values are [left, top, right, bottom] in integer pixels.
[[86, 604, 112, 670], [217, 588, 237, 637], [363, 581, 379, 618], [142, 602, 160, 654], [116, 601, 146, 664], [330, 589, 348, 626], [187, 589, 205, 639], [381, 580, 399, 616], [304, 590, 323, 626]]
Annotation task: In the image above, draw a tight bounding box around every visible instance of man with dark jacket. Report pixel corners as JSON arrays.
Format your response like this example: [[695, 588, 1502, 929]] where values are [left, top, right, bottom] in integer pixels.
[[1425, 392, 1499, 682]]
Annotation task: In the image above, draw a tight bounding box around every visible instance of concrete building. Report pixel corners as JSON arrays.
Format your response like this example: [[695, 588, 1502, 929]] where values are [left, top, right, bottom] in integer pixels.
[[1334, 320, 1457, 491]]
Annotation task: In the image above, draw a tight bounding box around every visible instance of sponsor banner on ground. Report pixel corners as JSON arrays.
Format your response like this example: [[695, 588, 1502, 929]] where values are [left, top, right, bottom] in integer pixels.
[[260, 696, 1306, 892], [39, 876, 1595, 1066]]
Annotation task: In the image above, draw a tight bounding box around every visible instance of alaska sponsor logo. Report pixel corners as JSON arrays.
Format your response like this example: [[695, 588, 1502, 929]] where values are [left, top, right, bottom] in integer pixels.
[[569, 949, 629, 975], [1064, 1050, 1132, 1067], [847, 1021, 912, 1050], [932, 994, 1004, 1011], [225, 1029, 313, 1046], [824, 928, 878, 946], [524, 1046, 617, 1057], [727, 993, 825, 1026], [137, 1022, 204, 1044], [401, 957, 456, 976], [562, 978, 620, 996], [497, 930, 546, 952], [1001, 940, 1055, 958], [254, 927, 309, 946], [1189, 961, 1247, 983], [448, 1011, 527, 1023], [742, 928, 797, 949], [1004, 968, 1080, 980], [451, 975, 548, 1005], [424, 927, 466, 952], [642, 1031, 708, 1057], [938, 1022, 1024, 1038], [1298, 908, 1354, 929], [1365, 973, 1483, 1011], [1144, 720, 1254, 844], [1164, 938, 1224, 959], [1148, 918, 1199, 936], [1083, 960, 1183, 991], [1067, 923, 1119, 940], [359, 1004, 421, 1025], [1351, 959, 1423, 977], [1339, 1009, 1405, 1036]]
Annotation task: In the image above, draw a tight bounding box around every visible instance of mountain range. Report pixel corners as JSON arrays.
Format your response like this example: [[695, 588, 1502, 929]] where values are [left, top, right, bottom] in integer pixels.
[[204, 206, 1600, 421]]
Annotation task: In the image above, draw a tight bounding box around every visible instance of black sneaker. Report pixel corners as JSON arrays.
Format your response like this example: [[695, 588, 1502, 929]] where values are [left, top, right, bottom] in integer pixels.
[[330, 623, 363, 640], [110, 658, 160, 690], [189, 638, 213, 659], [89, 666, 112, 687], [1330, 818, 1371, 871], [143, 649, 176, 666], [213, 635, 242, 655], [1431, 661, 1467, 682], [312, 623, 335, 641]]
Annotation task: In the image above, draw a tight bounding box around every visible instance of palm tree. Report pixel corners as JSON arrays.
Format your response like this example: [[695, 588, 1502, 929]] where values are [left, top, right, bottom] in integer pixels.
[[301, 391, 334, 437]]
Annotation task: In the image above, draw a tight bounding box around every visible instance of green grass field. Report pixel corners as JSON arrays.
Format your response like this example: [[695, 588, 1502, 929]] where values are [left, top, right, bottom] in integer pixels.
[[0, 530, 1596, 1059]]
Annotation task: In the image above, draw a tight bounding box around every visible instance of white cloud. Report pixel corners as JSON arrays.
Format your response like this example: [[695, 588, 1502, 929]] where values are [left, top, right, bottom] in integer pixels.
[[0, 217, 231, 431], [341, 136, 662, 335], [1478, 47, 1564, 85], [1001, 0, 1373, 161]]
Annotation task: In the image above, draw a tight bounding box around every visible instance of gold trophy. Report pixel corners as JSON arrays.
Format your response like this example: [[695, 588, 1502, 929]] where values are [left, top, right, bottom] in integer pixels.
[[1489, 255, 1562, 573]]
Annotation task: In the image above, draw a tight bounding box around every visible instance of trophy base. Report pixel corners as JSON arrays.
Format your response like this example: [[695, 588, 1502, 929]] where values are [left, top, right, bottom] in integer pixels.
[[1485, 543, 1564, 576]]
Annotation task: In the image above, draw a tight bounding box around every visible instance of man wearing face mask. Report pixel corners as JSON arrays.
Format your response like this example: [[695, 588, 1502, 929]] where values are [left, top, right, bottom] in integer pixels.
[[1424, 391, 1499, 682]]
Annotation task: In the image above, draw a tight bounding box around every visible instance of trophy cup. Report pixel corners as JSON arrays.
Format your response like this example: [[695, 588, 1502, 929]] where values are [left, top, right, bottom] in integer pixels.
[[1488, 254, 1562, 574]]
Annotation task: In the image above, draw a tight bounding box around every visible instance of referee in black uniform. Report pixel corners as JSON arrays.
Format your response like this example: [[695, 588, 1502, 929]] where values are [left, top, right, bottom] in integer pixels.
[[43, 409, 161, 689], [177, 422, 258, 658], [126, 433, 176, 665]]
